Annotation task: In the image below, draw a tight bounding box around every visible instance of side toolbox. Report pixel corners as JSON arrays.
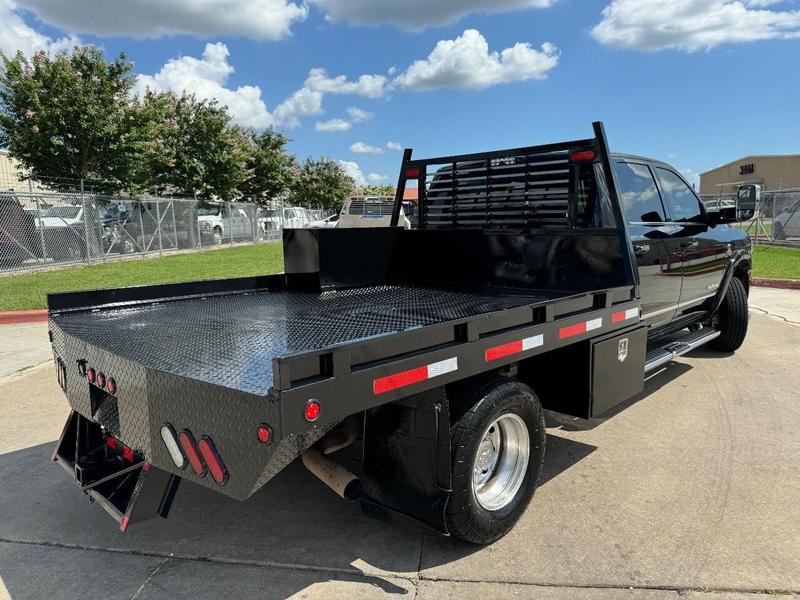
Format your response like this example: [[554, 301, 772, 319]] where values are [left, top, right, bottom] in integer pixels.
[[53, 411, 180, 532], [590, 325, 647, 417]]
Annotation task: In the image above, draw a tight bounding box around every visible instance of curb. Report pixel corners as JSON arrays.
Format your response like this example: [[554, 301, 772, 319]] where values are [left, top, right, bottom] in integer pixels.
[[752, 277, 800, 290], [0, 309, 48, 325]]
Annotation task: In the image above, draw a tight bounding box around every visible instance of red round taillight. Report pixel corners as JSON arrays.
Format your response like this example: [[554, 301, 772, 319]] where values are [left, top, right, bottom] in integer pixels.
[[106, 378, 117, 394], [86, 368, 96, 383], [178, 430, 206, 477], [257, 424, 272, 444], [198, 437, 228, 485], [304, 400, 321, 422], [96, 372, 106, 389]]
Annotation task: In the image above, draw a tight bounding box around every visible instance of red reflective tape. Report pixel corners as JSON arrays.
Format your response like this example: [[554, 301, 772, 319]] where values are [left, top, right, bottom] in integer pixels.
[[373, 365, 428, 395], [120, 515, 129, 533], [559, 322, 587, 339], [612, 311, 627, 324], [485, 340, 524, 362]]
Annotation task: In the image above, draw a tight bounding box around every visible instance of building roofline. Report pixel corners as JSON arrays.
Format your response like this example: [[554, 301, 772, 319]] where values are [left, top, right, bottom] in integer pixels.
[[701, 154, 800, 176]]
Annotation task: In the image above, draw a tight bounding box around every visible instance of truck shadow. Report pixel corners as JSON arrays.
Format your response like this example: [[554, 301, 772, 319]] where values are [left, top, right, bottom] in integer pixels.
[[0, 431, 595, 598]]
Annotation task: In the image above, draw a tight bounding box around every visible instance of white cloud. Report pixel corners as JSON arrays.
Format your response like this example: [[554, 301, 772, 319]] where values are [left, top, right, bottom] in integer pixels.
[[134, 42, 272, 128], [312, 0, 555, 30], [315, 118, 352, 132], [386, 141, 403, 151], [681, 167, 700, 188], [338, 160, 388, 186], [394, 29, 559, 92], [350, 142, 384, 154], [346, 106, 373, 121], [305, 68, 389, 98], [367, 172, 390, 183], [0, 0, 78, 58], [314, 105, 373, 133], [15, 0, 307, 41], [592, 0, 800, 51], [272, 87, 322, 129]]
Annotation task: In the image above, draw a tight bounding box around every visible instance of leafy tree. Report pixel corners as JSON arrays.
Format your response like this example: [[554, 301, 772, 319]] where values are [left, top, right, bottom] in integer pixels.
[[359, 184, 395, 197], [237, 128, 295, 204], [287, 157, 355, 212], [141, 91, 250, 200], [0, 46, 143, 191]]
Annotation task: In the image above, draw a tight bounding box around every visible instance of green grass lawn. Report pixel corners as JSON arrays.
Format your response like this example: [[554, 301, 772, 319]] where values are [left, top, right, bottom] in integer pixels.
[[0, 241, 797, 311], [0, 243, 284, 311], [752, 245, 800, 281]]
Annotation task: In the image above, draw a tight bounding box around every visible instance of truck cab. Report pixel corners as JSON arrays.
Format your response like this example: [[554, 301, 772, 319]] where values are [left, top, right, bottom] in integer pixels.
[[612, 155, 751, 332]]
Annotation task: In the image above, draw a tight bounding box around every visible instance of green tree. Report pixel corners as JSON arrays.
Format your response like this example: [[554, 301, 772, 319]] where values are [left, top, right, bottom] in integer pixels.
[[0, 46, 143, 191], [359, 184, 395, 197], [237, 128, 295, 204], [141, 91, 250, 200], [287, 157, 355, 212]]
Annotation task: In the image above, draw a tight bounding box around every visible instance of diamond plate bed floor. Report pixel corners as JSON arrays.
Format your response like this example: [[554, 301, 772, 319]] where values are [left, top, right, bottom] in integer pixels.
[[52, 285, 561, 395]]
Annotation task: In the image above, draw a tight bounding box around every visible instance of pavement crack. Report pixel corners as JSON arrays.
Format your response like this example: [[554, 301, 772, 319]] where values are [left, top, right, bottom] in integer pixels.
[[130, 555, 169, 600]]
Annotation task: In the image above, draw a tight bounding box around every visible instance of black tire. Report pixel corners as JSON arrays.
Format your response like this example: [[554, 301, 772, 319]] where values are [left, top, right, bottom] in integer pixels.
[[710, 277, 749, 352], [446, 377, 546, 544]]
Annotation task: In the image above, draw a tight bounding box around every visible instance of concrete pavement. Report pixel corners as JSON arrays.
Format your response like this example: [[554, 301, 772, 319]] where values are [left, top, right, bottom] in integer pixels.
[[1, 307, 799, 598], [0, 322, 50, 378]]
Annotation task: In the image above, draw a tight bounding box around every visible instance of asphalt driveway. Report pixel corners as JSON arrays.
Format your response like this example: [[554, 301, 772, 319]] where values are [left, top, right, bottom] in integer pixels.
[[0, 305, 798, 599]]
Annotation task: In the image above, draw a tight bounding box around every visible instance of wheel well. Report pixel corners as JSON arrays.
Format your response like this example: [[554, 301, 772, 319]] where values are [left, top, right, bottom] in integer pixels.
[[733, 260, 751, 295]]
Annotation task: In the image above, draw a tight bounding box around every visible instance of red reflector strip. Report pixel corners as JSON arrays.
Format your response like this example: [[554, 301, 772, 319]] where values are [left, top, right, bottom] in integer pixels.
[[485, 334, 544, 362], [612, 307, 640, 324], [373, 357, 458, 395], [405, 167, 421, 179], [178, 430, 206, 477], [198, 437, 228, 485], [559, 317, 603, 340], [570, 149, 597, 162], [120, 515, 129, 533]]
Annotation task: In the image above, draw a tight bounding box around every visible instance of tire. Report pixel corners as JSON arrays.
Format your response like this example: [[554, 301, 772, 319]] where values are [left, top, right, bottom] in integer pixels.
[[212, 227, 223, 245], [710, 277, 749, 352], [446, 377, 546, 545]]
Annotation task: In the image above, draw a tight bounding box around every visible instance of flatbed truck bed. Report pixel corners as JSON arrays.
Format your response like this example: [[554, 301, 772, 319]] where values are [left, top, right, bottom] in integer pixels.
[[45, 122, 753, 544]]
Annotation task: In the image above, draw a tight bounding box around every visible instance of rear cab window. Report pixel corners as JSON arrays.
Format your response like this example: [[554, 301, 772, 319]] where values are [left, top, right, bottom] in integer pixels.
[[613, 162, 666, 223]]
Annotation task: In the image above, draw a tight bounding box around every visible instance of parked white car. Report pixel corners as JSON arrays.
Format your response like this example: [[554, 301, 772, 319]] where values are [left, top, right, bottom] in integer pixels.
[[257, 206, 311, 234], [197, 203, 252, 244], [308, 213, 340, 228], [773, 199, 800, 240], [38, 205, 84, 228]]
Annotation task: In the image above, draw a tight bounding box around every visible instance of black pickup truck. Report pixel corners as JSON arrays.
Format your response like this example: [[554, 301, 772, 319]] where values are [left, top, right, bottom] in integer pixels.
[[48, 123, 753, 544]]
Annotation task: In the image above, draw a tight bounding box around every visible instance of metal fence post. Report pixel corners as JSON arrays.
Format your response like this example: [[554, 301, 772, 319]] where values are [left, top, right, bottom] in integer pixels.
[[33, 185, 47, 263], [81, 179, 92, 263], [155, 197, 163, 256], [228, 201, 234, 244]]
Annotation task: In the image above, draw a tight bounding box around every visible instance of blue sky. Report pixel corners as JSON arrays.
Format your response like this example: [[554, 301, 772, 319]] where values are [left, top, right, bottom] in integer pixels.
[[3, 0, 800, 188]]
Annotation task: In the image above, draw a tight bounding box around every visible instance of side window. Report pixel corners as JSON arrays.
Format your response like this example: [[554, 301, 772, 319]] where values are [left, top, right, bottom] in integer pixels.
[[613, 162, 666, 223], [655, 168, 704, 223]]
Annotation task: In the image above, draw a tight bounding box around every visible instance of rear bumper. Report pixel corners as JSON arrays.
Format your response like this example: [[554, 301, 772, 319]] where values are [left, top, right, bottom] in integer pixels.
[[49, 320, 333, 501]]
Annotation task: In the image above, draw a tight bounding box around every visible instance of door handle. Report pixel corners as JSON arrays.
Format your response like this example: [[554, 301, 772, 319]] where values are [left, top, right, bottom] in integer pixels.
[[680, 240, 700, 249], [633, 243, 650, 257]]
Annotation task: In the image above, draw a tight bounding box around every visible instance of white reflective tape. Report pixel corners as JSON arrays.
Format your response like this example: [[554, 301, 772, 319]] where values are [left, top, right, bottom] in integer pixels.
[[427, 357, 458, 378], [522, 335, 544, 351], [586, 318, 603, 331], [625, 307, 640, 320]]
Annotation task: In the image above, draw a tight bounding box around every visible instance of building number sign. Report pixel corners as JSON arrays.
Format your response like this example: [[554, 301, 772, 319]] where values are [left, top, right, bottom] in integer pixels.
[[739, 163, 755, 176]]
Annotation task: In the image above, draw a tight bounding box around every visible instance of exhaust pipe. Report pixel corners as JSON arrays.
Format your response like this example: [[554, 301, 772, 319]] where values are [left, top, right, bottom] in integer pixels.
[[302, 447, 362, 501]]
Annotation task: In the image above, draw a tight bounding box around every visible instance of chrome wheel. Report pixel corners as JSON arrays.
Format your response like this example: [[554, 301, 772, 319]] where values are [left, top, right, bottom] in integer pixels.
[[472, 413, 530, 511]]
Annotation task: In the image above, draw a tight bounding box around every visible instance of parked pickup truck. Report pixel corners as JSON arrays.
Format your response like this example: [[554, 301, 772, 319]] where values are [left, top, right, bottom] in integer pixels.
[[47, 123, 753, 544]]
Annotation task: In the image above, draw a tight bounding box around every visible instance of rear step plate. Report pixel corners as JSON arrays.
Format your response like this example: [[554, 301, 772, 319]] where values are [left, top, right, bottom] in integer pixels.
[[645, 327, 721, 373], [53, 411, 180, 532]]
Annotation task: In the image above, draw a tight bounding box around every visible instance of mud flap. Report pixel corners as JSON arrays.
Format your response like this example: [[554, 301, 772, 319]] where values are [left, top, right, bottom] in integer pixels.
[[53, 411, 180, 532], [360, 387, 451, 535]]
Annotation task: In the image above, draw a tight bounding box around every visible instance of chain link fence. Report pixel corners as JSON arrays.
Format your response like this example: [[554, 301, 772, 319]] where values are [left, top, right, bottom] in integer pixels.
[[701, 188, 800, 247], [0, 189, 331, 274]]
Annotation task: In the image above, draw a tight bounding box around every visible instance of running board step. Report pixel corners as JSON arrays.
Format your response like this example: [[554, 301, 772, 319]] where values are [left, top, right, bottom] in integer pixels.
[[645, 327, 721, 373]]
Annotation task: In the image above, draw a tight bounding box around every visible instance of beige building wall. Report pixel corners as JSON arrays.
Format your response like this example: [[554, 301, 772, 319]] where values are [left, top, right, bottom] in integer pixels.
[[699, 155, 800, 196]]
